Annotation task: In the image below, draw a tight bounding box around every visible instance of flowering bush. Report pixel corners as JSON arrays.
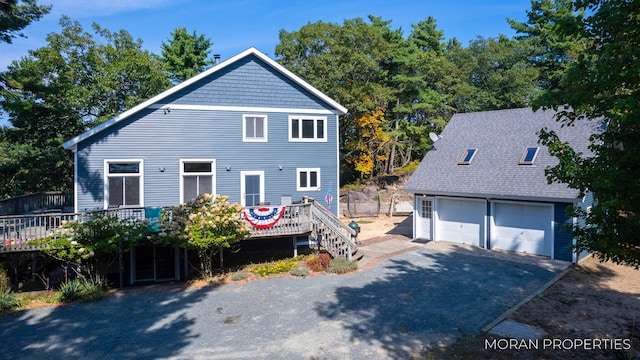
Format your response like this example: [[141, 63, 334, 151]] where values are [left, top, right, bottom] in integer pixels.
[[251, 261, 297, 277], [41, 212, 148, 280], [158, 194, 250, 278]]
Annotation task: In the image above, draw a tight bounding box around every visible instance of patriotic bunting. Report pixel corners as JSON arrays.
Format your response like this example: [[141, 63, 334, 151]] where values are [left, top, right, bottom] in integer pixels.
[[244, 206, 286, 229]]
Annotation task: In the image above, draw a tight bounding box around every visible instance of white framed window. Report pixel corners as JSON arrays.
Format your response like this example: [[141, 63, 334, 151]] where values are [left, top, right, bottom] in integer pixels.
[[241, 171, 264, 207], [520, 147, 539, 165], [104, 159, 144, 208], [243, 115, 268, 142], [458, 149, 477, 165], [180, 159, 216, 203], [289, 116, 327, 142], [297, 168, 321, 191]]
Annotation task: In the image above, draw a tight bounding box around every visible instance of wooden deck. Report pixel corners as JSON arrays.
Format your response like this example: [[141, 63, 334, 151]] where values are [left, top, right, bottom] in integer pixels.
[[0, 200, 357, 261], [0, 204, 317, 252]]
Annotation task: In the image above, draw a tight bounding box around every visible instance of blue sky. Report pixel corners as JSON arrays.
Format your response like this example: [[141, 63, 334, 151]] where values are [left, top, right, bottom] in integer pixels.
[[1, 0, 534, 70]]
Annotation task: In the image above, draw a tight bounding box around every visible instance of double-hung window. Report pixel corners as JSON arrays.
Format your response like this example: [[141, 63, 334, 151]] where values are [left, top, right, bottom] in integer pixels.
[[243, 115, 267, 142], [297, 168, 321, 191], [105, 160, 143, 208], [289, 116, 327, 142], [181, 159, 215, 203]]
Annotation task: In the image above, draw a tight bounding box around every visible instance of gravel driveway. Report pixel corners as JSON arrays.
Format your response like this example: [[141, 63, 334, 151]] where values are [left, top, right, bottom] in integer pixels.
[[0, 247, 565, 359]]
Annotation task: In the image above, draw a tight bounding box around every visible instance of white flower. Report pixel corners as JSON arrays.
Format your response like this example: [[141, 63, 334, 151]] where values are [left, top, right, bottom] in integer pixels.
[[70, 241, 78, 245]]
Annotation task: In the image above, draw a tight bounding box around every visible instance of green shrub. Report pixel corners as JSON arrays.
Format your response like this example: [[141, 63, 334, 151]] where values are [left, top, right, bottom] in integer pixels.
[[58, 279, 84, 302], [0, 289, 20, 311], [251, 261, 297, 277], [289, 266, 310, 277], [58, 276, 107, 303], [0, 268, 10, 292], [326, 257, 358, 274], [230, 272, 249, 281]]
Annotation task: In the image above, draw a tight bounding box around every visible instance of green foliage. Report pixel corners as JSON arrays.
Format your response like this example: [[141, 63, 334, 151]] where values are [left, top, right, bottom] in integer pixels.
[[289, 266, 310, 277], [508, 0, 587, 91], [0, 289, 20, 310], [160, 27, 213, 83], [0, 17, 171, 197], [41, 212, 148, 278], [158, 194, 250, 277], [536, 0, 640, 268], [0, 0, 51, 44], [250, 261, 297, 277], [326, 257, 358, 274], [0, 267, 10, 291], [58, 276, 106, 303]]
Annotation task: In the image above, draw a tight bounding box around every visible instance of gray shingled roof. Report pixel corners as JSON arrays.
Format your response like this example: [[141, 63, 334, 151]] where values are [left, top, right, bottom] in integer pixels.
[[403, 107, 601, 202]]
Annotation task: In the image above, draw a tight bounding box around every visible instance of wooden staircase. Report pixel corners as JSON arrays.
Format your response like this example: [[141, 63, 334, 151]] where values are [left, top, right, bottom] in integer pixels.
[[308, 199, 358, 260]]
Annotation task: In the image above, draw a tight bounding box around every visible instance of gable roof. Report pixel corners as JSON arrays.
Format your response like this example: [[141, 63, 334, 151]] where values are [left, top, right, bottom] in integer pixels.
[[404, 107, 602, 203], [63, 47, 347, 150]]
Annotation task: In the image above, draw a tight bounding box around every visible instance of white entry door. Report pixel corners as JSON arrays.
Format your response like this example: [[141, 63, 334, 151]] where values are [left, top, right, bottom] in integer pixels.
[[241, 171, 264, 206], [436, 198, 486, 246], [415, 197, 433, 240]]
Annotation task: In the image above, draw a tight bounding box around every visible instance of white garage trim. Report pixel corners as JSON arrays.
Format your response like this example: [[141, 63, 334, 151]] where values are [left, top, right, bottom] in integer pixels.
[[434, 197, 486, 247], [490, 200, 554, 258]]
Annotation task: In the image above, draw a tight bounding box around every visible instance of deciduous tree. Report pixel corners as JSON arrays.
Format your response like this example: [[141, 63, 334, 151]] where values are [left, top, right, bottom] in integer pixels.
[[537, 0, 640, 268], [0, 17, 170, 197]]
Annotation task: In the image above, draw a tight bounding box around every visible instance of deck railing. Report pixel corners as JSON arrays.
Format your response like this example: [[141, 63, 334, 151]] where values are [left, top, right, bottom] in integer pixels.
[[0, 201, 357, 259], [0, 191, 73, 216], [245, 203, 314, 238], [0, 208, 147, 253]]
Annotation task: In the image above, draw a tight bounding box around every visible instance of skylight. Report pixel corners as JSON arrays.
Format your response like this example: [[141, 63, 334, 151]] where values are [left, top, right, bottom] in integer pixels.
[[520, 147, 539, 165], [459, 149, 477, 165]]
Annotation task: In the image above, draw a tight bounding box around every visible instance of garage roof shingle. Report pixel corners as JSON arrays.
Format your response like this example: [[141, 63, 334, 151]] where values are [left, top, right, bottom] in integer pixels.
[[403, 108, 601, 203]]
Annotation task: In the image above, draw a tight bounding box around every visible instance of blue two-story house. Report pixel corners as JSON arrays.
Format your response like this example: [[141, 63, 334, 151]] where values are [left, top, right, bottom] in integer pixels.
[[62, 47, 350, 283], [63, 47, 346, 214]]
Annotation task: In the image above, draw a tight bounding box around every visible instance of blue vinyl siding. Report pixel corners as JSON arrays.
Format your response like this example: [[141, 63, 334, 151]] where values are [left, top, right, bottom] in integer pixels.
[[163, 55, 327, 110], [553, 202, 574, 262], [74, 56, 340, 215], [486, 201, 491, 249], [76, 108, 338, 213]]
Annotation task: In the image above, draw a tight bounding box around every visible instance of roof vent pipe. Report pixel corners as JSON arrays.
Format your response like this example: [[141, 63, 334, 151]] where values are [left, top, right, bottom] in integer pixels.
[[213, 54, 221, 65]]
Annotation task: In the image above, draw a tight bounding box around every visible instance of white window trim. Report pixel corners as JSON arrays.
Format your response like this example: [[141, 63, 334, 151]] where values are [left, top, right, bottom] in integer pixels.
[[519, 147, 540, 165], [288, 116, 328, 142], [179, 159, 216, 204], [242, 114, 268, 142], [103, 159, 144, 209], [240, 170, 265, 207], [297, 168, 321, 191], [458, 149, 477, 165]]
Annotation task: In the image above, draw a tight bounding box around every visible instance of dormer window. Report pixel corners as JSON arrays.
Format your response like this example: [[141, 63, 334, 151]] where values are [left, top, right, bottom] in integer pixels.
[[459, 149, 477, 165], [520, 147, 539, 165]]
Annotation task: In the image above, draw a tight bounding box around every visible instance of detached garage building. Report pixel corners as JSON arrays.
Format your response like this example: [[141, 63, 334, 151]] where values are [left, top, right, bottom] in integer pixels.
[[404, 108, 600, 263]]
